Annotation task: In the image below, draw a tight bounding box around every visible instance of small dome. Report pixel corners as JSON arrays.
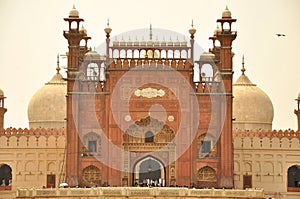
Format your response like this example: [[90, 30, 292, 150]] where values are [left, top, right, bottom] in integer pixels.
[[298, 92, 300, 99], [214, 25, 221, 36], [80, 25, 87, 36], [119, 36, 126, 46], [113, 37, 119, 46], [200, 52, 215, 61], [181, 37, 187, 47], [127, 37, 133, 46], [233, 72, 274, 131], [222, 6, 232, 19], [28, 72, 66, 129], [140, 36, 146, 46], [154, 37, 160, 46], [85, 50, 101, 61], [174, 36, 180, 46], [161, 37, 166, 46], [0, 88, 4, 97], [69, 5, 79, 18], [167, 37, 173, 46]]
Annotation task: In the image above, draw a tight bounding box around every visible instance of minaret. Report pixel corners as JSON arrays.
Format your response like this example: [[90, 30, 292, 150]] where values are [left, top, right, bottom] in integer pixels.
[[215, 6, 237, 188], [0, 89, 7, 129], [63, 5, 86, 187], [295, 93, 300, 131]]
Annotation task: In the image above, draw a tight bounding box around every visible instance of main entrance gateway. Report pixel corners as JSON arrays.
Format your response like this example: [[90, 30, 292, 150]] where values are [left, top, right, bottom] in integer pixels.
[[122, 116, 176, 186], [133, 156, 165, 186]]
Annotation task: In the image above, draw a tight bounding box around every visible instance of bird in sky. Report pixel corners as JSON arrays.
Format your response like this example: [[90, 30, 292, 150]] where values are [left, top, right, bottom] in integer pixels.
[[276, 33, 286, 37]]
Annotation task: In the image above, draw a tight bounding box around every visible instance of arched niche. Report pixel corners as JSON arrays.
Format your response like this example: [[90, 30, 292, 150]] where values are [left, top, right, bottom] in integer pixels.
[[82, 165, 101, 187], [287, 165, 300, 188], [195, 166, 217, 188], [0, 164, 12, 187]]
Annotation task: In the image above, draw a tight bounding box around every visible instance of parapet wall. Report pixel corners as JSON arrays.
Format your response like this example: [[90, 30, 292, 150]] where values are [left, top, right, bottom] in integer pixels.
[[0, 128, 65, 148], [233, 129, 300, 149], [16, 187, 265, 199]]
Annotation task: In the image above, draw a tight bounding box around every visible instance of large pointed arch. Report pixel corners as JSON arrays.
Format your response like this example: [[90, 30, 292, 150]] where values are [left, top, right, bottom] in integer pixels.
[[132, 156, 166, 187]]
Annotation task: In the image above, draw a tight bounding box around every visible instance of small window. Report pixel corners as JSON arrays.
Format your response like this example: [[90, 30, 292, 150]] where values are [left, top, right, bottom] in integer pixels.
[[87, 63, 99, 80], [201, 141, 211, 153], [46, 175, 55, 188], [88, 140, 97, 152], [243, 175, 252, 189], [145, 131, 154, 143]]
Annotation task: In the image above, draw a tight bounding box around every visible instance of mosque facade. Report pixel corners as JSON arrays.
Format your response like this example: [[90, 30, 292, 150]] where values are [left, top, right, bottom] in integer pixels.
[[0, 6, 299, 199]]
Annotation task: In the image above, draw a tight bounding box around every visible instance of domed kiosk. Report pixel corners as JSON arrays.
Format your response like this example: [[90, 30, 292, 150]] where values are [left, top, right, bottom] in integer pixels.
[[28, 63, 66, 129], [233, 57, 274, 130]]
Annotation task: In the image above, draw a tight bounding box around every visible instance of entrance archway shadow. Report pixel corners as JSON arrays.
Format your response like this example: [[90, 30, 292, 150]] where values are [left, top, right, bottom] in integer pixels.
[[132, 156, 166, 187]]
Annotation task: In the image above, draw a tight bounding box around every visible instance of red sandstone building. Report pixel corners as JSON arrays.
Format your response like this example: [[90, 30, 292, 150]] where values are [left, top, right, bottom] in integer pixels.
[[63, 6, 237, 188]]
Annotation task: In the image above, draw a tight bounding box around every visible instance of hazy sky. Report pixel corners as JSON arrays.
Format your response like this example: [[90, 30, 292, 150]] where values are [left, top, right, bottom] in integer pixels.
[[0, 0, 299, 130]]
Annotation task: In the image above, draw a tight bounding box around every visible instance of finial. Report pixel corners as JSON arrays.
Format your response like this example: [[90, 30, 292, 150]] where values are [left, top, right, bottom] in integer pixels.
[[189, 19, 196, 39], [104, 18, 112, 38], [150, 24, 153, 40], [241, 55, 246, 75], [73, 4, 76, 9], [56, 54, 61, 74]]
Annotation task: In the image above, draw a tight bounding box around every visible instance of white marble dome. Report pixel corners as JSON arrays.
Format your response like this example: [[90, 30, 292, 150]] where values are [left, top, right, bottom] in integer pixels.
[[28, 71, 66, 129], [69, 5, 79, 18], [222, 6, 232, 19], [233, 70, 274, 130]]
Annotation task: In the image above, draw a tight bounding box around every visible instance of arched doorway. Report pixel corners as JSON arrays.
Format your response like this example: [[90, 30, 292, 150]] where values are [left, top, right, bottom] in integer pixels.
[[0, 164, 12, 187], [133, 156, 165, 187], [287, 165, 300, 188]]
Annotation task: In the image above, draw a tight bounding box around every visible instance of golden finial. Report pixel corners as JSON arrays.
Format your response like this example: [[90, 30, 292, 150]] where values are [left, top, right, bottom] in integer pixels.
[[150, 23, 153, 40], [56, 54, 61, 74], [241, 55, 246, 75], [72, 4, 76, 9], [104, 18, 112, 37], [189, 19, 196, 38]]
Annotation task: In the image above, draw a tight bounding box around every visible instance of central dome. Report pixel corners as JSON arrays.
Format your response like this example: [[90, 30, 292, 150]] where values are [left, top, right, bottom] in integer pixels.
[[233, 62, 274, 130], [28, 70, 66, 129]]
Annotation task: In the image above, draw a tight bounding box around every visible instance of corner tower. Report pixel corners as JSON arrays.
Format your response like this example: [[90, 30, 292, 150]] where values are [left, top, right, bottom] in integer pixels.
[[216, 6, 237, 188], [63, 6, 89, 186]]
